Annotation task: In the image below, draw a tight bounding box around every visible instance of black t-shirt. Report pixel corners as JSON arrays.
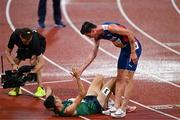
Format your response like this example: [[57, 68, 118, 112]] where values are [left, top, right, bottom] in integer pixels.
[[8, 29, 46, 57]]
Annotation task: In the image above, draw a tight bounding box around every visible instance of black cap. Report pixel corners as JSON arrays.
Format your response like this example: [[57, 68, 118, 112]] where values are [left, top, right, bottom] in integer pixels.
[[20, 28, 33, 40]]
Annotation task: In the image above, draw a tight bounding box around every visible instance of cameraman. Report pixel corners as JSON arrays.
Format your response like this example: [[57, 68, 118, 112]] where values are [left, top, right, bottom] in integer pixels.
[[5, 28, 46, 97]]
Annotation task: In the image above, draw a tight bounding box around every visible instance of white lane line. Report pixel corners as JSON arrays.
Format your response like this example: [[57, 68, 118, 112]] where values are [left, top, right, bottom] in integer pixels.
[[171, 0, 180, 14], [61, 0, 180, 119], [116, 0, 180, 55], [165, 42, 180, 47], [0, 79, 73, 89], [129, 100, 180, 120], [148, 104, 180, 110], [61, 0, 180, 88], [6, 0, 14, 31]]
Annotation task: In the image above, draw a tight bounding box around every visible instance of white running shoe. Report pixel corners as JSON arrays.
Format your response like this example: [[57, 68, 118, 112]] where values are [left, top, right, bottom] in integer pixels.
[[107, 99, 115, 108], [102, 106, 116, 115], [111, 108, 126, 118]]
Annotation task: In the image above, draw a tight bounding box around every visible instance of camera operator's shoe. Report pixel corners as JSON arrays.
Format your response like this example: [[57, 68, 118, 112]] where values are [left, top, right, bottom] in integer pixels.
[[34, 87, 46, 97], [8, 87, 22, 96]]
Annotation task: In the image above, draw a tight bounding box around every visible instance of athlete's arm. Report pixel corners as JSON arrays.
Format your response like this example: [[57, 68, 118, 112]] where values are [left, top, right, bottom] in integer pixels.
[[77, 39, 100, 76], [64, 68, 86, 115], [108, 24, 138, 64], [63, 95, 84, 116]]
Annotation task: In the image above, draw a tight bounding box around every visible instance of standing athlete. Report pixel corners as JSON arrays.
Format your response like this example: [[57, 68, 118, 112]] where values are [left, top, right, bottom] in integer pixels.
[[73, 21, 142, 118]]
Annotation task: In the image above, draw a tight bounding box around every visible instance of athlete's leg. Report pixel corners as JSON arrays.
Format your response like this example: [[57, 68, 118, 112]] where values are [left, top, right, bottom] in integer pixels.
[[97, 78, 116, 108], [114, 69, 129, 108], [120, 71, 134, 111], [111, 69, 135, 118], [86, 74, 104, 96]]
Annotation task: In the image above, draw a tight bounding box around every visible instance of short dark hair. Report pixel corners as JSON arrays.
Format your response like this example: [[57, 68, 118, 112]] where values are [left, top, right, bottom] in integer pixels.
[[44, 95, 55, 109], [80, 21, 97, 34], [20, 28, 33, 40]]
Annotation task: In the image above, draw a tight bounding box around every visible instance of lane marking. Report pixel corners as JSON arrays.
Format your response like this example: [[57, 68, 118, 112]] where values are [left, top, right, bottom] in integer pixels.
[[116, 0, 180, 55], [171, 0, 180, 14], [165, 42, 180, 47], [148, 104, 180, 110], [61, 0, 180, 119], [0, 79, 73, 89]]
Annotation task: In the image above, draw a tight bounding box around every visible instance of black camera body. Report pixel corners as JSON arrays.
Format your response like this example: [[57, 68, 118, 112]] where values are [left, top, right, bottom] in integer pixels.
[[1, 65, 37, 88]]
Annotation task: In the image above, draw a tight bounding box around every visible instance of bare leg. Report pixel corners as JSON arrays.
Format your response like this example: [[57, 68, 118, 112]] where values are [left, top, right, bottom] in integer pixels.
[[120, 71, 134, 111], [114, 69, 129, 109], [86, 74, 104, 96], [97, 78, 116, 108]]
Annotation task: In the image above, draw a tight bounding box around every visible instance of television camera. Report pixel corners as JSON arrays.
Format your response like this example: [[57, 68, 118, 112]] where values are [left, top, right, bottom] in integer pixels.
[[1, 65, 37, 88]]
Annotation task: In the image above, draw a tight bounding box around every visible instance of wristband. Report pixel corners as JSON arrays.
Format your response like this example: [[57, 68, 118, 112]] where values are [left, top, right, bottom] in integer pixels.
[[102, 25, 109, 30]]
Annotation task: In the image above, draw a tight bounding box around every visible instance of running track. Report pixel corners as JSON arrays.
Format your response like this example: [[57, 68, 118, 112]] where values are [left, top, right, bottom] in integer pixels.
[[0, 0, 179, 119]]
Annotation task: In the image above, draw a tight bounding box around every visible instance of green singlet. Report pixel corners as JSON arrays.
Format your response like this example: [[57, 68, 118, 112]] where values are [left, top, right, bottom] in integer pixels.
[[56, 98, 100, 116]]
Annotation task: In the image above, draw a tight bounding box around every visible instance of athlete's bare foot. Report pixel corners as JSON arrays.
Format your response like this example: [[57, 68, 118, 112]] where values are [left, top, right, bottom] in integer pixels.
[[126, 105, 137, 113]]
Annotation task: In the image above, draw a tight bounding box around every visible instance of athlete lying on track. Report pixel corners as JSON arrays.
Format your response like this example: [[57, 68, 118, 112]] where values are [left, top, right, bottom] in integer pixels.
[[43, 68, 136, 116]]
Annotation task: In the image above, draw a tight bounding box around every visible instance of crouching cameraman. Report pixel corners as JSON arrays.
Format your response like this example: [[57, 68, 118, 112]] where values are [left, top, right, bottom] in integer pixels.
[[5, 28, 46, 97]]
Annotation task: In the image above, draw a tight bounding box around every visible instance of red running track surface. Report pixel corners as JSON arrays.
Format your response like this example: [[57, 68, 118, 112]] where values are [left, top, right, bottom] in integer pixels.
[[0, 0, 179, 119]]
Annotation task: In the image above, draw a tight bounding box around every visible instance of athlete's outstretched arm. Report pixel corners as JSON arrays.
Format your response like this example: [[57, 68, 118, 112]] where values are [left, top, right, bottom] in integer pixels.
[[72, 67, 86, 97], [75, 39, 100, 76], [63, 68, 86, 116]]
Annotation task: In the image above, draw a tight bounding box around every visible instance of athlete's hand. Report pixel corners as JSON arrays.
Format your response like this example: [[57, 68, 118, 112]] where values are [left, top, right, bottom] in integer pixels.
[[71, 67, 81, 79], [45, 86, 53, 98], [130, 52, 138, 64]]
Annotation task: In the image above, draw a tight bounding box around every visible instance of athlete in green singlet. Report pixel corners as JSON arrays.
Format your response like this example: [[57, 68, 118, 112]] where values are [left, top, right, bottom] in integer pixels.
[[43, 68, 116, 116]]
